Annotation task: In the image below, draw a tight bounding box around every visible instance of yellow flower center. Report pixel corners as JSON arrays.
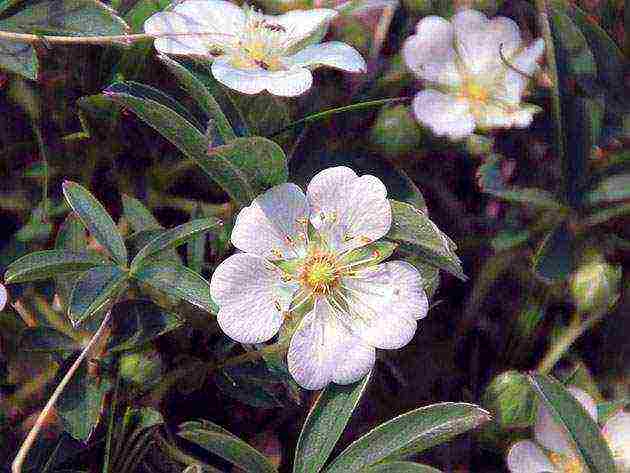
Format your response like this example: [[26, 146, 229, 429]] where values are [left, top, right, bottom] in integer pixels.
[[548, 452, 586, 473], [300, 252, 341, 295], [462, 79, 489, 104]]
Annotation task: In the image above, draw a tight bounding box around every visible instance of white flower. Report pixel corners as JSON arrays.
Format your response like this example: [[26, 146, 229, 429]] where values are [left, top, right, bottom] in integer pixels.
[[507, 387, 630, 473], [402, 9, 545, 140], [144, 0, 366, 97], [210, 167, 429, 390]]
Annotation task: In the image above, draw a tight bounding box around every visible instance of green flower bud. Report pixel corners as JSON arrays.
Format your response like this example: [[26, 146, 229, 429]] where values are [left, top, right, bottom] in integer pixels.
[[570, 252, 621, 313]]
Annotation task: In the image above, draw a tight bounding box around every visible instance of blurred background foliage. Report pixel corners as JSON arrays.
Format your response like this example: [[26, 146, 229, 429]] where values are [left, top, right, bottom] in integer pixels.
[[0, 0, 629, 471]]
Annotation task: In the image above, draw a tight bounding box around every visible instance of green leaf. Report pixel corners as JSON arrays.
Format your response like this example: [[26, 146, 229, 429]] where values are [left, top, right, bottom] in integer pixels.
[[482, 371, 536, 429], [532, 222, 576, 281], [55, 214, 89, 306], [68, 265, 128, 327], [62, 181, 128, 266], [549, 6, 597, 80], [130, 218, 221, 270], [324, 403, 490, 472], [585, 173, 630, 205], [361, 462, 442, 473], [158, 54, 236, 143], [597, 399, 629, 423], [4, 250, 105, 283], [57, 364, 112, 441], [105, 82, 288, 206], [107, 299, 183, 353], [19, 327, 80, 354], [178, 426, 277, 473], [528, 374, 616, 473], [122, 194, 161, 232], [187, 205, 206, 274], [294, 374, 371, 473], [0, 0, 129, 36], [386, 200, 465, 280], [0, 40, 38, 80], [132, 261, 217, 314]]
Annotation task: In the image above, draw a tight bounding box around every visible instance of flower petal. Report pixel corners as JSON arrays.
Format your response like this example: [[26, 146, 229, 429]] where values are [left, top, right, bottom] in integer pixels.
[[284, 41, 366, 73], [502, 38, 545, 105], [287, 298, 375, 390], [402, 16, 461, 87], [452, 9, 521, 75], [602, 412, 630, 472], [533, 387, 596, 455], [272, 9, 338, 50], [210, 253, 298, 343], [231, 183, 309, 260], [144, 0, 245, 55], [307, 167, 391, 253], [412, 89, 476, 140], [337, 261, 424, 349], [211, 58, 313, 96], [506, 440, 556, 473]]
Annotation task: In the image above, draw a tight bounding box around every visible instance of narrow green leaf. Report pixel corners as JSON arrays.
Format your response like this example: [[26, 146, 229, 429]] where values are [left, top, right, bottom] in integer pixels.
[[528, 374, 616, 473], [361, 462, 442, 473], [386, 200, 465, 280], [55, 214, 90, 306], [19, 327, 80, 353], [178, 427, 277, 473], [130, 218, 221, 270], [532, 222, 576, 281], [158, 54, 236, 143], [187, 206, 206, 274], [485, 188, 565, 211], [5, 250, 105, 283], [132, 261, 217, 314], [105, 82, 288, 206], [122, 194, 161, 232], [107, 299, 183, 353], [62, 181, 128, 266], [324, 403, 490, 472], [294, 374, 371, 473], [69, 265, 128, 327]]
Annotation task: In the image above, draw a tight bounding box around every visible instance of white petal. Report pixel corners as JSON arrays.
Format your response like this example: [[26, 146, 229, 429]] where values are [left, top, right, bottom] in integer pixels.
[[338, 261, 422, 349], [210, 253, 298, 343], [287, 298, 375, 390], [211, 58, 313, 96], [568, 387, 598, 421], [0, 284, 7, 311], [307, 167, 391, 253], [284, 42, 366, 73], [602, 412, 630, 472], [510, 106, 539, 128], [231, 183, 309, 260], [144, 0, 245, 55], [507, 440, 556, 473], [412, 89, 476, 140], [272, 9, 338, 49], [402, 16, 461, 87], [476, 104, 513, 129], [452, 9, 522, 75], [502, 38, 545, 105], [534, 400, 575, 455]]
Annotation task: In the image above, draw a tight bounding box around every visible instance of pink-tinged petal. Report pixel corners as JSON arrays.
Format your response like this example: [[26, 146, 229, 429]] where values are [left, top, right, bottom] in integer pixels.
[[307, 167, 391, 253], [568, 387, 598, 421], [502, 38, 545, 105], [338, 261, 424, 349], [507, 440, 556, 473], [412, 89, 476, 140], [210, 253, 298, 343], [284, 42, 366, 73], [287, 298, 375, 390], [231, 183, 309, 260], [402, 16, 461, 87], [602, 412, 630, 472], [452, 9, 521, 75], [211, 58, 313, 97]]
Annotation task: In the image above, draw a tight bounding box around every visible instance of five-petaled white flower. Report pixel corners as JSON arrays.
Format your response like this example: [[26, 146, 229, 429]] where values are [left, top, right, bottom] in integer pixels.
[[210, 167, 429, 390], [144, 0, 366, 97], [402, 9, 545, 140], [507, 387, 630, 473]]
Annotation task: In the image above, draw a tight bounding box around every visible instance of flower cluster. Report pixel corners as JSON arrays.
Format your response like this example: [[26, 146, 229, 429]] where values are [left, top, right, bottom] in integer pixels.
[[402, 10, 545, 139], [507, 387, 630, 473], [210, 167, 429, 390], [144, 0, 366, 96]]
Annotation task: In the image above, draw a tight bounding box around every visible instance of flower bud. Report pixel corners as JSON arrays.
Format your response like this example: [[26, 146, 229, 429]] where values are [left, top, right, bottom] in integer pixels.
[[570, 252, 621, 313]]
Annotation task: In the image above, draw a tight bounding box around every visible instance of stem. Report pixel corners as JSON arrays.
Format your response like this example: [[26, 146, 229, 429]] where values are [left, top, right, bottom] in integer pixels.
[[12, 310, 113, 473], [535, 0, 566, 196], [537, 310, 606, 374], [269, 96, 413, 136], [0, 30, 153, 45]]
